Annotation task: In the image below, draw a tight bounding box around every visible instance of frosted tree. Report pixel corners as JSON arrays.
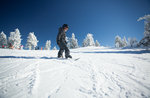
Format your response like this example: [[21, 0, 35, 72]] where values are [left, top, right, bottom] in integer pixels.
[[82, 39, 87, 47], [26, 32, 38, 50], [8, 32, 15, 48], [128, 38, 138, 47], [66, 36, 69, 43], [115, 35, 123, 48], [138, 15, 150, 47], [95, 40, 100, 47], [45, 40, 51, 50], [14, 28, 22, 48], [8, 28, 22, 49], [82, 33, 95, 47], [122, 36, 127, 47], [52, 46, 57, 50], [68, 33, 78, 49], [66, 37, 71, 48], [138, 15, 150, 37], [0, 31, 7, 48]]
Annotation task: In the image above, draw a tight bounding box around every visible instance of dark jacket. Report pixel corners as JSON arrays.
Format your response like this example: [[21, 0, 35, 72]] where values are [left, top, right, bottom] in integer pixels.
[[57, 27, 66, 45]]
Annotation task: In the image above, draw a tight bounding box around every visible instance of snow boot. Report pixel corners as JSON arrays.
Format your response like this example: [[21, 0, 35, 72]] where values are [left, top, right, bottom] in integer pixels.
[[65, 55, 72, 59], [58, 55, 64, 58]]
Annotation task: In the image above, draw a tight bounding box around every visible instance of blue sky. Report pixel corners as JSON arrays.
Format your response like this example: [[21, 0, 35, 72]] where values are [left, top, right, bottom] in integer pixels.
[[0, 0, 150, 48]]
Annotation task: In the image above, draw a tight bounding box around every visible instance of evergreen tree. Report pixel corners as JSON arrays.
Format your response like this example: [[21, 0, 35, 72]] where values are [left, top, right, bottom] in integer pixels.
[[8, 28, 21, 49], [0, 31, 7, 48], [115, 35, 122, 48], [95, 40, 100, 47], [138, 15, 150, 37], [52, 46, 57, 50], [26, 32, 38, 50], [69, 33, 78, 49], [82, 33, 95, 47], [138, 15, 150, 47], [122, 36, 127, 47], [45, 40, 51, 50], [128, 38, 138, 47]]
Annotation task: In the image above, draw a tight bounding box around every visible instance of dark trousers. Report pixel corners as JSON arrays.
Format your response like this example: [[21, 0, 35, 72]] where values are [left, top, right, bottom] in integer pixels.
[[58, 42, 70, 58]]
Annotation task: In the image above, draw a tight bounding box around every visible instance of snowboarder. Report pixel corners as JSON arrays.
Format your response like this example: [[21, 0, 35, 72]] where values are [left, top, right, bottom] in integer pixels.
[[57, 24, 72, 59]]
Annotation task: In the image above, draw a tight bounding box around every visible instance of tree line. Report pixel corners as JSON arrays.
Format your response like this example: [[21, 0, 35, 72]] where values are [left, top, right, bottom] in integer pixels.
[[0, 29, 100, 50], [115, 14, 150, 48]]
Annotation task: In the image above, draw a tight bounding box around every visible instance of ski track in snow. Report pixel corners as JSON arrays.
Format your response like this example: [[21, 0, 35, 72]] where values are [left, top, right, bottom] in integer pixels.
[[0, 47, 150, 98]]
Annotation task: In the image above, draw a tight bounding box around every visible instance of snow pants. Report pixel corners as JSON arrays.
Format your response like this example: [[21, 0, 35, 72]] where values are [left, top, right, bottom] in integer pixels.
[[58, 42, 70, 58]]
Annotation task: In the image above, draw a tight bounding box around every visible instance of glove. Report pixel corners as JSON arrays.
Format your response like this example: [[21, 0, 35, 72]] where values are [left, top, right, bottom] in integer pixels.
[[65, 41, 67, 44]]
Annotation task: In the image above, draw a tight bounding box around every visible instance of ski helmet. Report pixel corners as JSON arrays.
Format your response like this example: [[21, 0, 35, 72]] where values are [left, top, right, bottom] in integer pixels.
[[62, 24, 69, 28]]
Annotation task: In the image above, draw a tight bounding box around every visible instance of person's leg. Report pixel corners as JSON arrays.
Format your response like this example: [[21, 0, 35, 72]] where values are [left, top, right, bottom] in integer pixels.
[[58, 44, 64, 58], [63, 44, 72, 58], [58, 49, 64, 58], [65, 46, 70, 58]]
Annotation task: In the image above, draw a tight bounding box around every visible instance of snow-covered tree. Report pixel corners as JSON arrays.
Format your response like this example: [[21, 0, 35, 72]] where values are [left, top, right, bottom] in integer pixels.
[[66, 36, 71, 48], [65, 36, 69, 43], [68, 33, 78, 49], [82, 39, 87, 47], [115, 35, 123, 48], [82, 33, 95, 47], [8, 28, 22, 49], [138, 15, 150, 47], [52, 46, 57, 50], [45, 40, 51, 50], [115, 35, 129, 48], [138, 15, 150, 37], [0, 31, 7, 48], [128, 38, 138, 47], [26, 32, 38, 50], [122, 36, 127, 47], [8, 32, 15, 48], [95, 40, 100, 47]]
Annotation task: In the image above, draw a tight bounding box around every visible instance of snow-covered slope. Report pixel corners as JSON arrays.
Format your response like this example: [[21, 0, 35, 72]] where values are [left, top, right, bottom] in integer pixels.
[[0, 47, 150, 98]]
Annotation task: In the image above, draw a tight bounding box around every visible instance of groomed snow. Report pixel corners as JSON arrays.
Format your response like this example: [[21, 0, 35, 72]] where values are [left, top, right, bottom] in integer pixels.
[[0, 47, 150, 98]]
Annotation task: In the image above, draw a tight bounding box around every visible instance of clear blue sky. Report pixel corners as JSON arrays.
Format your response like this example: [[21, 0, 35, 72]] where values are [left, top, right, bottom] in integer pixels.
[[0, 0, 150, 48]]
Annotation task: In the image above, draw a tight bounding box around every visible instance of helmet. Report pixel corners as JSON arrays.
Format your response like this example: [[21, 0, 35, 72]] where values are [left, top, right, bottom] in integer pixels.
[[62, 24, 69, 28]]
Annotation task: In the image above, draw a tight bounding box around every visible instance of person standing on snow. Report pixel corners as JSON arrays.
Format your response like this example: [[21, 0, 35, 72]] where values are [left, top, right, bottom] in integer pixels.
[[56, 24, 72, 59]]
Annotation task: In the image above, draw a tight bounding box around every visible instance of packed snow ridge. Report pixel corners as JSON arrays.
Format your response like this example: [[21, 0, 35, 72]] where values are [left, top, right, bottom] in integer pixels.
[[0, 47, 150, 98]]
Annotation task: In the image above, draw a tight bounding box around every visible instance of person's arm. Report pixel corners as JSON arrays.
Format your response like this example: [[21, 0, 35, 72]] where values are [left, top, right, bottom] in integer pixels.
[[57, 28, 62, 45]]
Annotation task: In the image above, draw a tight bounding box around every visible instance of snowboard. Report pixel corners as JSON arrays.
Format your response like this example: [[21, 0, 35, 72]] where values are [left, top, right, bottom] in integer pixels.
[[73, 58, 80, 61], [57, 57, 80, 61]]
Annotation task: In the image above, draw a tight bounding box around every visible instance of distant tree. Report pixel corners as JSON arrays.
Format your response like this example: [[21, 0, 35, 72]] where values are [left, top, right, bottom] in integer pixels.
[[52, 46, 57, 50], [68, 33, 78, 49], [8, 32, 15, 48], [26, 32, 38, 50], [66, 36, 71, 48], [95, 40, 100, 47], [0, 31, 7, 48], [66, 37, 70, 48], [128, 38, 138, 47], [82, 39, 86, 47], [45, 40, 51, 50], [122, 36, 127, 47], [35, 46, 40, 50], [82, 33, 95, 47], [115, 35, 123, 48], [8, 28, 22, 49], [138, 15, 150, 47]]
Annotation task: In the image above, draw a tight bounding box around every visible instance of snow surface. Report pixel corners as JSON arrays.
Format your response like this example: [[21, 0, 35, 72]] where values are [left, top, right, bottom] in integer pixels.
[[0, 47, 150, 98]]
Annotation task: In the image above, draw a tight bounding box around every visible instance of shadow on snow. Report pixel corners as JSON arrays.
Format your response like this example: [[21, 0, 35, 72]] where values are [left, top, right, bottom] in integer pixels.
[[0, 56, 66, 60], [72, 49, 150, 54], [0, 50, 150, 59]]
